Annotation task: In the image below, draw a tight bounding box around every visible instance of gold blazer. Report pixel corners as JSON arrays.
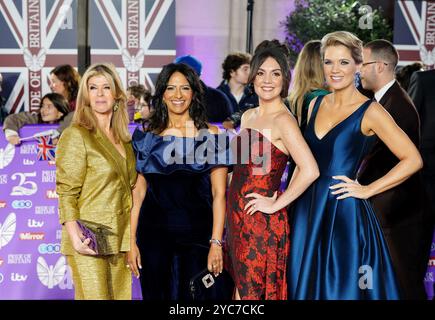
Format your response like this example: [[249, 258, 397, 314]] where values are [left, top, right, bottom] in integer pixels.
[[56, 124, 137, 255]]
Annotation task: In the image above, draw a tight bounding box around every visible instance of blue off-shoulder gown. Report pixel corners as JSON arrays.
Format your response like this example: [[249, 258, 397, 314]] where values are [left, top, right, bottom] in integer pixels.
[[288, 95, 401, 300], [132, 128, 233, 300]]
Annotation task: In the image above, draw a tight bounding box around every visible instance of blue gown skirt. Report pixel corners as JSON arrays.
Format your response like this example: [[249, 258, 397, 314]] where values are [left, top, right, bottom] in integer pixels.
[[288, 175, 401, 300]]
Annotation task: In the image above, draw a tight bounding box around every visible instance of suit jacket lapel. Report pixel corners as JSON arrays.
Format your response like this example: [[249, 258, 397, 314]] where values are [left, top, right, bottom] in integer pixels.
[[94, 129, 130, 192], [379, 81, 398, 111]]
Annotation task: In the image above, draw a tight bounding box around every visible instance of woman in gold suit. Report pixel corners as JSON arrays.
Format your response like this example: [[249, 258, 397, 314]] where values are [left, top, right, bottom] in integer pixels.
[[56, 63, 137, 300]]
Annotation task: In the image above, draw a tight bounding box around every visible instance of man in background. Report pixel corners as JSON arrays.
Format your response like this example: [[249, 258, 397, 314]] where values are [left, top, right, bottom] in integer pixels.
[[359, 39, 433, 299], [174, 55, 232, 123], [217, 53, 258, 129]]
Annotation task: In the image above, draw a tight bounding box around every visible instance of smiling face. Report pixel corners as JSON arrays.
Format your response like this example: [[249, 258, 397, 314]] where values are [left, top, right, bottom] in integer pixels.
[[88, 75, 115, 115], [323, 44, 360, 91], [40, 97, 64, 123], [253, 57, 283, 102], [163, 71, 193, 116]]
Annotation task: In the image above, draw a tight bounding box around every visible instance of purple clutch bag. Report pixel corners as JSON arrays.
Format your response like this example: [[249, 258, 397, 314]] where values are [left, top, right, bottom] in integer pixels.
[[77, 220, 99, 254]]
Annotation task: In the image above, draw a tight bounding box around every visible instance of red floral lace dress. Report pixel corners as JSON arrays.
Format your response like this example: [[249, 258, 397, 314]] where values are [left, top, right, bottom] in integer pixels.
[[225, 128, 290, 300]]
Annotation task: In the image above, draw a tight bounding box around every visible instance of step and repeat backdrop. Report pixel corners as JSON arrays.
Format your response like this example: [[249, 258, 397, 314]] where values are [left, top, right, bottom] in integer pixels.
[[0, 0, 175, 114], [0, 125, 145, 299], [0, 125, 434, 300]]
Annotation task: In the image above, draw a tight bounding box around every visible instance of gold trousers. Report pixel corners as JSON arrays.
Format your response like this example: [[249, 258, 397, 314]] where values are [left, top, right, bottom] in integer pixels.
[[67, 253, 131, 300]]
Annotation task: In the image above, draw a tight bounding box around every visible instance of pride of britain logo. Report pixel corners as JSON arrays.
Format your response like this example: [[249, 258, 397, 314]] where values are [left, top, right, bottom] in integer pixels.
[[37, 256, 67, 289], [0, 143, 15, 170], [0, 213, 16, 250]]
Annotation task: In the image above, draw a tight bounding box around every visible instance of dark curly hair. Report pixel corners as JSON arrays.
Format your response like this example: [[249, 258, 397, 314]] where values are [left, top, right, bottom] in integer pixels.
[[222, 52, 251, 81], [146, 63, 208, 133], [248, 39, 292, 98]]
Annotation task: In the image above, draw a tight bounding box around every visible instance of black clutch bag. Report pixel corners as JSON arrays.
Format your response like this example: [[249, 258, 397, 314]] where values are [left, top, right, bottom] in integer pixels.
[[189, 267, 234, 301]]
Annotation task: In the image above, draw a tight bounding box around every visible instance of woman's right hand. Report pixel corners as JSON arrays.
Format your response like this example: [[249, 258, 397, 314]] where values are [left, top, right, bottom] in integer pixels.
[[71, 236, 98, 255], [127, 242, 142, 278], [64, 221, 97, 255], [7, 135, 21, 145]]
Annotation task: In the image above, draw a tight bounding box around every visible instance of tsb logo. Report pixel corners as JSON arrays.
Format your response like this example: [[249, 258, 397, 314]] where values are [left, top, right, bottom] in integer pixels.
[[12, 200, 33, 209], [38, 243, 61, 254]]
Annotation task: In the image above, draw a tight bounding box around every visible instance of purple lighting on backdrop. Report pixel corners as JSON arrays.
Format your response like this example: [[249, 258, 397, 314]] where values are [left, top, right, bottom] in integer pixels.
[[175, 1, 295, 88]]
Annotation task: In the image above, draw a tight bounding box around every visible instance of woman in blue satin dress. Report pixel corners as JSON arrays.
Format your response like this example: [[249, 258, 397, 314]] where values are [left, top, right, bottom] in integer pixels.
[[287, 31, 423, 300]]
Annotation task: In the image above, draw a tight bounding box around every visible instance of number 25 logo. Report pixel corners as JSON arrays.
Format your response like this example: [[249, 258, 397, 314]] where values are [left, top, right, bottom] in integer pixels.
[[10, 172, 38, 196]]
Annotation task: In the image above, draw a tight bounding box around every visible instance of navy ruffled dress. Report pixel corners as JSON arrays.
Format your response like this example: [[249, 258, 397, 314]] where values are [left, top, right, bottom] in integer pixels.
[[132, 128, 232, 300]]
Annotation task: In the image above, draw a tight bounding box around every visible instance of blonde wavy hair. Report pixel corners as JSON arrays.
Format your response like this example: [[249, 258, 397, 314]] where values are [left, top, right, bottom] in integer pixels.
[[288, 40, 326, 123], [73, 63, 130, 143], [320, 31, 363, 64]]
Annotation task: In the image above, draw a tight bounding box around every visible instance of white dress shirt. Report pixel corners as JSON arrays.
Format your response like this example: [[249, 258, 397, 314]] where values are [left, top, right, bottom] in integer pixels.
[[374, 79, 395, 102]]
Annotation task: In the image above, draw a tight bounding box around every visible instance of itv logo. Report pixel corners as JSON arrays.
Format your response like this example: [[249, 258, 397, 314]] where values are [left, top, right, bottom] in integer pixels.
[[28, 219, 44, 228]]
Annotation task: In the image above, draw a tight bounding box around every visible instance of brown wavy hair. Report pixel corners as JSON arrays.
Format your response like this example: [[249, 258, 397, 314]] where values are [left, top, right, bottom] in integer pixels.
[[50, 64, 81, 102], [248, 39, 291, 98]]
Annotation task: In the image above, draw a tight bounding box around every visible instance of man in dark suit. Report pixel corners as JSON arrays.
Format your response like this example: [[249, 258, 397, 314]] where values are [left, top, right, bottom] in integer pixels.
[[408, 69, 435, 220], [359, 40, 433, 299]]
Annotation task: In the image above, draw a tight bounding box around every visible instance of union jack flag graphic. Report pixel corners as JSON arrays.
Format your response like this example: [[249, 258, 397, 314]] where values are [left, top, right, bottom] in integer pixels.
[[90, 0, 175, 91], [0, 0, 175, 114], [394, 0, 435, 69], [36, 135, 56, 161], [0, 0, 77, 114]]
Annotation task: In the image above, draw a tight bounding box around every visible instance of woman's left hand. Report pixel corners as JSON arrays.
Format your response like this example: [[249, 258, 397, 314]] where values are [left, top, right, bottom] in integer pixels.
[[244, 191, 278, 215], [207, 244, 223, 276], [329, 175, 373, 200]]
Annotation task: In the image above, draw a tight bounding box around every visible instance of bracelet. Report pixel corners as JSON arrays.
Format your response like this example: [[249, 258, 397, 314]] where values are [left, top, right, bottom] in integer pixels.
[[209, 239, 223, 247]]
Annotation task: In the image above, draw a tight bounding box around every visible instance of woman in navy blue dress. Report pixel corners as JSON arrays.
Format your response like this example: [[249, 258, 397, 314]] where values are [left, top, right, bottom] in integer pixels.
[[127, 63, 231, 300], [287, 31, 423, 300]]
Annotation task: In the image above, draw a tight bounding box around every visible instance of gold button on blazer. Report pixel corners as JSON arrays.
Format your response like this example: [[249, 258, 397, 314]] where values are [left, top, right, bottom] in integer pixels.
[[56, 125, 137, 255]]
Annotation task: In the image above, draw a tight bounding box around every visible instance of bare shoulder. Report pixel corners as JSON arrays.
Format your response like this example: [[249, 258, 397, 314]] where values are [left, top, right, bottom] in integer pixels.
[[273, 108, 298, 129], [364, 101, 390, 121], [241, 106, 259, 122]]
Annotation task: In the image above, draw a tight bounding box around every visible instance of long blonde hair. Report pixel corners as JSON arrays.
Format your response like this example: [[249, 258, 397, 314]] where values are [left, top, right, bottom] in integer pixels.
[[288, 40, 325, 123], [73, 63, 130, 143]]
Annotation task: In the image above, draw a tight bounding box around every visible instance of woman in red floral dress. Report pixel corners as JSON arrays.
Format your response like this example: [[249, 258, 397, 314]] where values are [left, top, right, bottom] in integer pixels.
[[225, 40, 319, 300]]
